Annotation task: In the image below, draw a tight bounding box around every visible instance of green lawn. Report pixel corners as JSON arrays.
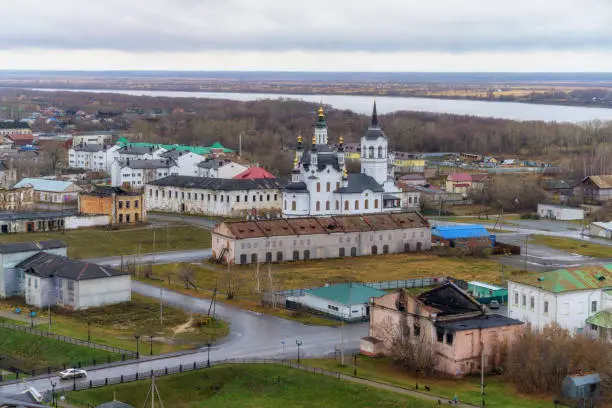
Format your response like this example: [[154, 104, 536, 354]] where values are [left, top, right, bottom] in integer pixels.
[[0, 225, 212, 258], [0, 326, 120, 372], [0, 294, 229, 354], [303, 357, 553, 408], [69, 364, 436, 408], [530, 235, 612, 258]]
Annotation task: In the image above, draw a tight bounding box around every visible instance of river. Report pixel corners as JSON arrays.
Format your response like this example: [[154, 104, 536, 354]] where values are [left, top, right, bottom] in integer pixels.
[[32, 88, 612, 123]]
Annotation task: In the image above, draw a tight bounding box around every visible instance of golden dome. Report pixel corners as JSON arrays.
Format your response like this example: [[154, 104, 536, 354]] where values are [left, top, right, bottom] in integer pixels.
[[293, 155, 298, 164], [312, 135, 316, 145], [318, 106, 324, 117], [339, 135, 344, 144], [297, 134, 303, 143]]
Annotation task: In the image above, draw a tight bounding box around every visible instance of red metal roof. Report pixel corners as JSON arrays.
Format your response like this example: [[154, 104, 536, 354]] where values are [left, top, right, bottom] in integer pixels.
[[447, 173, 472, 182], [7, 134, 34, 141], [233, 167, 275, 180]]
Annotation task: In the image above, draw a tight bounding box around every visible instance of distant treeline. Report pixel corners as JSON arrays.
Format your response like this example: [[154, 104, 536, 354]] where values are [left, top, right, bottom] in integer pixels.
[[1, 89, 611, 178]]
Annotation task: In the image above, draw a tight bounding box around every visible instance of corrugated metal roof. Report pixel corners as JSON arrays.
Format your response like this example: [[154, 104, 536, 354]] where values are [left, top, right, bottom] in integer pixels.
[[586, 310, 612, 329], [306, 283, 386, 305], [584, 175, 612, 189], [14, 178, 78, 192], [511, 264, 612, 293], [592, 221, 612, 231], [431, 224, 490, 239], [566, 373, 601, 387]]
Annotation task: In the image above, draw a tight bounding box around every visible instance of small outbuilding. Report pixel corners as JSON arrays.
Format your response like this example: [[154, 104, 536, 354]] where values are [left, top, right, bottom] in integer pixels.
[[589, 221, 612, 239], [467, 281, 508, 304], [537, 203, 584, 221], [431, 224, 492, 250], [96, 401, 135, 408], [562, 373, 600, 401], [288, 282, 386, 321]]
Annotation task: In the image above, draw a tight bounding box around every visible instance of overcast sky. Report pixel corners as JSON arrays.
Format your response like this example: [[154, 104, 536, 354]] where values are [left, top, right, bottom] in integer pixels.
[[0, 0, 611, 71]]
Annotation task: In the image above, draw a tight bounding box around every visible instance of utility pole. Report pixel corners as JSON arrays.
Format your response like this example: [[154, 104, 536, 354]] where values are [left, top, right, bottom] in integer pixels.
[[239, 132, 243, 158], [481, 340, 486, 407], [159, 286, 163, 328], [523, 234, 529, 272], [152, 228, 156, 266], [340, 312, 345, 366]]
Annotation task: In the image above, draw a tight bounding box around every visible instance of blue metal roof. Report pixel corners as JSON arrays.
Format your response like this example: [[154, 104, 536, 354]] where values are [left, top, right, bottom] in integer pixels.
[[432, 224, 490, 239]]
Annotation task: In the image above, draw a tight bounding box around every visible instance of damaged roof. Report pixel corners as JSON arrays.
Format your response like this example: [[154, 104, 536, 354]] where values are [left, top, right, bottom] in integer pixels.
[[0, 240, 67, 254], [215, 213, 428, 239], [436, 314, 522, 332]]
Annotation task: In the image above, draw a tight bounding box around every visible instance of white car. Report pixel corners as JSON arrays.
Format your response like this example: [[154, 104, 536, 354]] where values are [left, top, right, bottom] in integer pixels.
[[59, 369, 87, 380]]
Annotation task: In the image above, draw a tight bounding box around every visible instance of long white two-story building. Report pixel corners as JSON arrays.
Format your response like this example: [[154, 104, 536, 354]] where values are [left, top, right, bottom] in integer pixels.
[[146, 175, 282, 217], [508, 264, 612, 339]]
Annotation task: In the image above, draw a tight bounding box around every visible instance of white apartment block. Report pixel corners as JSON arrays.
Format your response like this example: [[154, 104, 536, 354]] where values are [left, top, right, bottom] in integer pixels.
[[111, 158, 178, 187], [197, 158, 248, 179], [68, 144, 120, 173]]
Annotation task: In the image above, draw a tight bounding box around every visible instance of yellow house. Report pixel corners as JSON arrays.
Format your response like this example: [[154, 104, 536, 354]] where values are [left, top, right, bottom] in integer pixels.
[[445, 173, 473, 195]]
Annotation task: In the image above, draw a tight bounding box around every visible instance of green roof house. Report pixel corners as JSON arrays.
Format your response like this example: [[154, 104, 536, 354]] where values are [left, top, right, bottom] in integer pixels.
[[508, 264, 612, 340], [290, 283, 386, 321]]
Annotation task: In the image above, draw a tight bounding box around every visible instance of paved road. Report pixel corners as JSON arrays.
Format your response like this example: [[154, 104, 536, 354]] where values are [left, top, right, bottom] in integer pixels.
[[494, 233, 612, 272], [85, 249, 212, 268], [0, 281, 367, 396]]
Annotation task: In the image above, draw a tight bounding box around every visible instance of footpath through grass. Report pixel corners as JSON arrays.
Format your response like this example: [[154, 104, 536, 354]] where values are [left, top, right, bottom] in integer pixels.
[[69, 364, 435, 408], [0, 326, 119, 372], [303, 357, 552, 408], [531, 235, 612, 258], [0, 225, 211, 259], [0, 294, 228, 354]]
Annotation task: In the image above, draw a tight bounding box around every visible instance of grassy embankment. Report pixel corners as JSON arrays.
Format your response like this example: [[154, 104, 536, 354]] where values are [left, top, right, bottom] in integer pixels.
[[530, 235, 612, 259], [0, 225, 212, 258], [0, 294, 228, 354], [304, 357, 552, 408], [139, 253, 513, 326], [0, 326, 119, 372], [69, 364, 436, 408]]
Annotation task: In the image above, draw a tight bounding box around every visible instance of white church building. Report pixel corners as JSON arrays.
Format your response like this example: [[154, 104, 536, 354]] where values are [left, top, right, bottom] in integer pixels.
[[283, 103, 402, 217]]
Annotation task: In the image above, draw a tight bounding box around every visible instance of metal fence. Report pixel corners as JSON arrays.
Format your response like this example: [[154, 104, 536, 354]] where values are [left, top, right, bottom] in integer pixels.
[[362, 278, 440, 290], [0, 321, 136, 357], [54, 358, 472, 408], [50, 358, 341, 406]]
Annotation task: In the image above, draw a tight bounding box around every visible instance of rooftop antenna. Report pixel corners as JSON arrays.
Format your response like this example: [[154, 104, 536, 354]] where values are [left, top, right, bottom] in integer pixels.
[[142, 375, 164, 408]]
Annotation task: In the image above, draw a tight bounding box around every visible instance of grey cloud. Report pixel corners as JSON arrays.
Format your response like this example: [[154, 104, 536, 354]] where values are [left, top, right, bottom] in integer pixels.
[[0, 0, 610, 53]]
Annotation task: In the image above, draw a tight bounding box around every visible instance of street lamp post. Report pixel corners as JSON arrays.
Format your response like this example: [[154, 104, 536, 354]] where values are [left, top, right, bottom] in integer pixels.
[[87, 321, 91, 343], [50, 379, 57, 408], [281, 340, 285, 356], [134, 335, 141, 359], [353, 353, 358, 377], [149, 335, 154, 355], [29, 310, 34, 329], [207, 341, 212, 367], [296, 339, 303, 365]]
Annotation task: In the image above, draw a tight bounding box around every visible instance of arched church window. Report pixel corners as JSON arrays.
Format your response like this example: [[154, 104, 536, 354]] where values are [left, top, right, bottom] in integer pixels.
[[354, 200, 359, 210], [291, 201, 296, 211], [378, 146, 383, 158], [344, 200, 349, 211], [374, 199, 379, 209], [336, 201, 340, 210], [365, 199, 369, 209], [316, 183, 321, 192], [368, 146, 374, 158], [316, 201, 321, 211], [326, 182, 330, 192], [326, 201, 330, 210]]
